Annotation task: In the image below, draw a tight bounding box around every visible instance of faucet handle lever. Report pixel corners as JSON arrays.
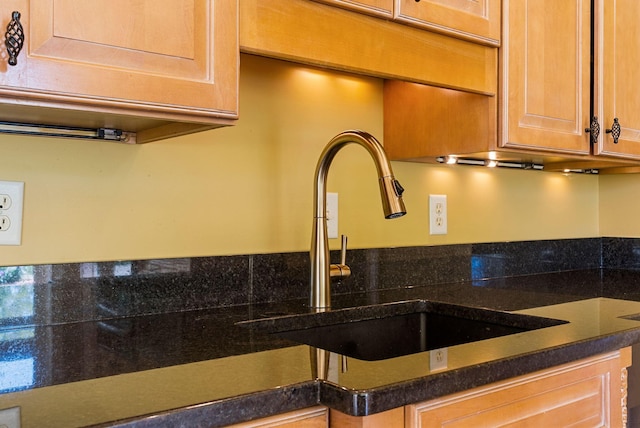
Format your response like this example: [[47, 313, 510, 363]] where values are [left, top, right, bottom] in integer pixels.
[[340, 235, 348, 265], [330, 235, 351, 280]]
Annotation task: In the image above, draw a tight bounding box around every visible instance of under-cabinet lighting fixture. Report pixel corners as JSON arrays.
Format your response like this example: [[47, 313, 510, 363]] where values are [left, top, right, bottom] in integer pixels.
[[436, 156, 543, 169], [562, 168, 599, 174], [435, 156, 598, 174], [454, 158, 486, 166], [0, 120, 130, 142]]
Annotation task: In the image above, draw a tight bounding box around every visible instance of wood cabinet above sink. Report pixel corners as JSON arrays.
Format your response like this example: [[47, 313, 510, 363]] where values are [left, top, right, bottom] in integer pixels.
[[0, 0, 238, 143]]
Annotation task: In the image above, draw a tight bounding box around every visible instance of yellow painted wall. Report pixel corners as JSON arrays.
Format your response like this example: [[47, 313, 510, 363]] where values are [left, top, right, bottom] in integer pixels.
[[599, 174, 640, 237], [0, 54, 600, 266]]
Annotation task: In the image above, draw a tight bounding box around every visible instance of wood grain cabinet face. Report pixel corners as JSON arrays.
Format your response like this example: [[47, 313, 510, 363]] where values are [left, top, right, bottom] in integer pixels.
[[312, 0, 393, 18], [0, 0, 238, 142], [406, 348, 630, 427], [228, 406, 328, 427], [502, 0, 640, 162], [596, 0, 640, 159], [500, 0, 592, 155], [331, 349, 630, 428], [394, 0, 501, 46]]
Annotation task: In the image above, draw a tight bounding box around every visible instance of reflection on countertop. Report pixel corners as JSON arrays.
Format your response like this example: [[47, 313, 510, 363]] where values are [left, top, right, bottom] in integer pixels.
[[0, 270, 640, 426], [2, 238, 640, 426]]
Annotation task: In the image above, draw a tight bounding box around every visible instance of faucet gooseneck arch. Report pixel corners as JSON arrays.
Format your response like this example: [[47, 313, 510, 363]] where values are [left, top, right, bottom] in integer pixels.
[[310, 130, 406, 310]]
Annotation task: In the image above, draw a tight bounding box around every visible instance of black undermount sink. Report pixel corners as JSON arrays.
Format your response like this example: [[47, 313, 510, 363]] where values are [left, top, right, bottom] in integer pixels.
[[238, 300, 567, 361]]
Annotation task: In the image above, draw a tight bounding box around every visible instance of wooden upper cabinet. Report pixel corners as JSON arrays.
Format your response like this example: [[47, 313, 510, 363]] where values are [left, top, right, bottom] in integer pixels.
[[312, 0, 393, 18], [596, 0, 640, 159], [394, 0, 501, 46], [0, 0, 238, 143], [384, 80, 497, 161], [500, 0, 592, 156], [240, 0, 497, 96]]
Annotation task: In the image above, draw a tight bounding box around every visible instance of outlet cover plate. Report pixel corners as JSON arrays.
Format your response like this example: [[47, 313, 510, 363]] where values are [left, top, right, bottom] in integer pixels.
[[429, 194, 447, 235], [0, 181, 24, 245], [0, 406, 20, 428], [430, 347, 448, 371]]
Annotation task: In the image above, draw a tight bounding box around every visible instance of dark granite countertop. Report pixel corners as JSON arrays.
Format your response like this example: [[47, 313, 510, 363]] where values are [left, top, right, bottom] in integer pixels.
[[4, 268, 640, 427]]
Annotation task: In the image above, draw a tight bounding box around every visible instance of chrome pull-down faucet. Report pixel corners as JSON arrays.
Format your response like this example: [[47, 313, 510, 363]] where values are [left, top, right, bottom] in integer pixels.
[[310, 130, 406, 310]]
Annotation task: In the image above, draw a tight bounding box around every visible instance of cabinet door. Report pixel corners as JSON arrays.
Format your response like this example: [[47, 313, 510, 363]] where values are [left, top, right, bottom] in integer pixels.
[[500, 0, 591, 155], [596, 0, 640, 159], [394, 0, 501, 46], [312, 0, 393, 18], [406, 348, 630, 427], [228, 406, 328, 427], [0, 0, 237, 124]]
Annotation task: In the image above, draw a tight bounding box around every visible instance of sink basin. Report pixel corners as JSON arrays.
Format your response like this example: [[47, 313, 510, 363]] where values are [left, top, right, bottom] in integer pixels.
[[239, 300, 567, 361]]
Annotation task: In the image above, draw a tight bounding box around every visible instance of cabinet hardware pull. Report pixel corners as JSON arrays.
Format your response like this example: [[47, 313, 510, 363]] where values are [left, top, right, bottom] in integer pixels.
[[4, 11, 24, 66], [606, 118, 621, 144], [585, 116, 600, 145]]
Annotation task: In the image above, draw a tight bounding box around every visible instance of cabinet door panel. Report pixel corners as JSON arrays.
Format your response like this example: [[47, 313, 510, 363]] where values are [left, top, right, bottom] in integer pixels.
[[0, 0, 237, 119], [406, 349, 628, 428], [394, 0, 500, 46], [228, 406, 328, 427], [313, 0, 393, 17], [597, 0, 640, 159], [500, 0, 591, 155]]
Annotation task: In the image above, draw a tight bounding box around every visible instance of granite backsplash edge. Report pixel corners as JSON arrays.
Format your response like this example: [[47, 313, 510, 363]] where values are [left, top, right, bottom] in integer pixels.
[[0, 237, 637, 327]]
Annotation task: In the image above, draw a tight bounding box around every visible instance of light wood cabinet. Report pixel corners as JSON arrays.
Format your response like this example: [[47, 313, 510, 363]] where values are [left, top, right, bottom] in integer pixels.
[[331, 407, 404, 427], [228, 406, 328, 427], [240, 0, 497, 96], [385, 0, 640, 171], [500, 0, 592, 156], [502, 0, 640, 165], [394, 0, 501, 46], [595, 0, 640, 159], [332, 348, 631, 428], [312, 0, 393, 18], [406, 348, 631, 427], [313, 0, 500, 46], [0, 0, 238, 143], [383, 80, 497, 162]]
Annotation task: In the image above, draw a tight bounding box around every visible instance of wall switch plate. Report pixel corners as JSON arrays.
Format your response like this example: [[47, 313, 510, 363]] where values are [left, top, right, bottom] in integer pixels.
[[0, 181, 24, 245], [327, 192, 338, 239], [0, 406, 20, 428], [429, 194, 447, 235]]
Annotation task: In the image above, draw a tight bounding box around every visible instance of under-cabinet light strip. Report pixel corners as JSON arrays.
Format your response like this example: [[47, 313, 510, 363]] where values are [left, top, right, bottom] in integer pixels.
[[435, 156, 598, 174], [0, 120, 128, 142]]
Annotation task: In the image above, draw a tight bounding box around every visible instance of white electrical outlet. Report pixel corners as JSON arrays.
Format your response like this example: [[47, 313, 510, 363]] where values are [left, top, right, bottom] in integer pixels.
[[430, 347, 448, 371], [0, 406, 20, 428], [326, 192, 338, 239], [0, 181, 24, 245], [429, 194, 447, 235]]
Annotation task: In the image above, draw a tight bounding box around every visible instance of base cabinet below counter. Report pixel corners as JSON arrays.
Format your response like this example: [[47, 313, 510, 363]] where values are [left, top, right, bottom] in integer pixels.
[[331, 347, 632, 427], [227, 406, 328, 427]]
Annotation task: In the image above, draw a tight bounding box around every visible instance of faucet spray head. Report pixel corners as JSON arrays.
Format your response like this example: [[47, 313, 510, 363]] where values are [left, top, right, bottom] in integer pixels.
[[380, 176, 406, 219]]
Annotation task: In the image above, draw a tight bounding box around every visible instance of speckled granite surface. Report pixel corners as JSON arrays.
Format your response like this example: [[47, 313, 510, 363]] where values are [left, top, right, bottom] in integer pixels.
[[1, 237, 640, 426], [88, 294, 640, 427], [0, 237, 612, 328]]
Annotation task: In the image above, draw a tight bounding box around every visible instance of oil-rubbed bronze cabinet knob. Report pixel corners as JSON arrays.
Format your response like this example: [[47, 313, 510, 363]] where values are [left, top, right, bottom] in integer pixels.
[[606, 118, 621, 144], [5, 11, 24, 66], [585, 116, 600, 145]]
